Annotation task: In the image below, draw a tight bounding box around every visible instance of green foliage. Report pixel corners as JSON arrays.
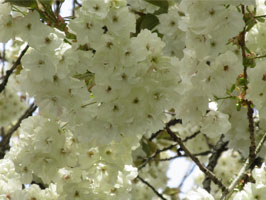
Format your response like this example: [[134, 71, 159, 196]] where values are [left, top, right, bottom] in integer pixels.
[[136, 14, 159, 33], [144, 0, 169, 14], [243, 57, 256, 68], [141, 137, 158, 157]]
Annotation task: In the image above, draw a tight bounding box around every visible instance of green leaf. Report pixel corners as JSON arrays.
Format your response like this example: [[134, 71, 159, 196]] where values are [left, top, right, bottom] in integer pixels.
[[66, 32, 76, 40], [257, 17, 265, 23], [245, 47, 252, 54], [144, 0, 169, 14], [15, 64, 23, 75], [236, 102, 241, 111], [230, 84, 236, 93], [154, 6, 168, 15], [138, 14, 160, 31], [163, 187, 180, 196], [245, 19, 256, 32], [73, 71, 94, 80], [157, 130, 172, 141], [133, 158, 143, 168], [73, 71, 95, 89], [141, 138, 158, 157], [238, 77, 248, 86], [243, 57, 256, 68], [144, 0, 168, 8]]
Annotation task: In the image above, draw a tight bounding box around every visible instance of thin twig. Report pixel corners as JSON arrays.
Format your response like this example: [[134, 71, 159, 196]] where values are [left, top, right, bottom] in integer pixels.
[[140, 123, 205, 168], [1, 43, 5, 76], [137, 175, 167, 200], [140, 130, 204, 169], [72, 0, 76, 17], [0, 127, 4, 138], [149, 129, 163, 141], [255, 54, 266, 59], [0, 103, 37, 158], [0, 45, 29, 93], [183, 130, 200, 143], [138, 143, 178, 170], [157, 151, 211, 162], [247, 101, 256, 160], [149, 119, 182, 141], [221, 131, 266, 200], [74, 0, 82, 7], [254, 14, 266, 18], [239, 5, 256, 162], [203, 135, 228, 192], [166, 120, 228, 193], [55, 0, 61, 17], [178, 164, 196, 189], [220, 5, 261, 199]]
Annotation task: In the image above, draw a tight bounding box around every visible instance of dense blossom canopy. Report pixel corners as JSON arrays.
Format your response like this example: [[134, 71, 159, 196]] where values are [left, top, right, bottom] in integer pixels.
[[1, 0, 266, 199]]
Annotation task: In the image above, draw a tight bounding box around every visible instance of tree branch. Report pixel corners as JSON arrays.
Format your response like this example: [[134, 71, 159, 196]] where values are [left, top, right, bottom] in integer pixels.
[[247, 101, 256, 160], [55, 0, 61, 17], [183, 130, 201, 143], [149, 119, 182, 141], [203, 135, 228, 192], [137, 175, 167, 200], [221, 131, 266, 200], [178, 164, 196, 189], [0, 45, 29, 93], [238, 5, 256, 161], [138, 143, 178, 170], [72, 0, 75, 17], [0, 103, 37, 158], [220, 5, 263, 199], [1, 43, 5, 76], [74, 0, 82, 7], [166, 120, 228, 193], [140, 122, 205, 169], [157, 151, 211, 162], [149, 129, 163, 141], [139, 129, 202, 169]]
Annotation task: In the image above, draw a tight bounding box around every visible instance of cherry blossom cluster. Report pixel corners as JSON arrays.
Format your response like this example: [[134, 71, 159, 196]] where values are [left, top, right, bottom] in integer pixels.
[[1, 0, 266, 199]]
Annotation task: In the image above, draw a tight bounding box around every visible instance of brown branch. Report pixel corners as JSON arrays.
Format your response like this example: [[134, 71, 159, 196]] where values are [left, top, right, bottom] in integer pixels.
[[203, 135, 228, 192], [0, 45, 29, 93], [149, 129, 163, 141], [157, 151, 211, 162], [166, 120, 228, 193], [239, 5, 256, 161], [0, 103, 37, 158], [0, 127, 4, 139], [1, 43, 5, 76], [141, 126, 201, 169], [74, 0, 82, 7], [0, 55, 7, 63], [138, 143, 178, 170], [183, 130, 200, 143], [221, 131, 266, 200], [137, 175, 167, 200], [247, 101, 255, 160], [149, 119, 182, 141], [55, 0, 61, 17], [178, 164, 196, 189], [72, 0, 76, 17], [221, 5, 259, 199]]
